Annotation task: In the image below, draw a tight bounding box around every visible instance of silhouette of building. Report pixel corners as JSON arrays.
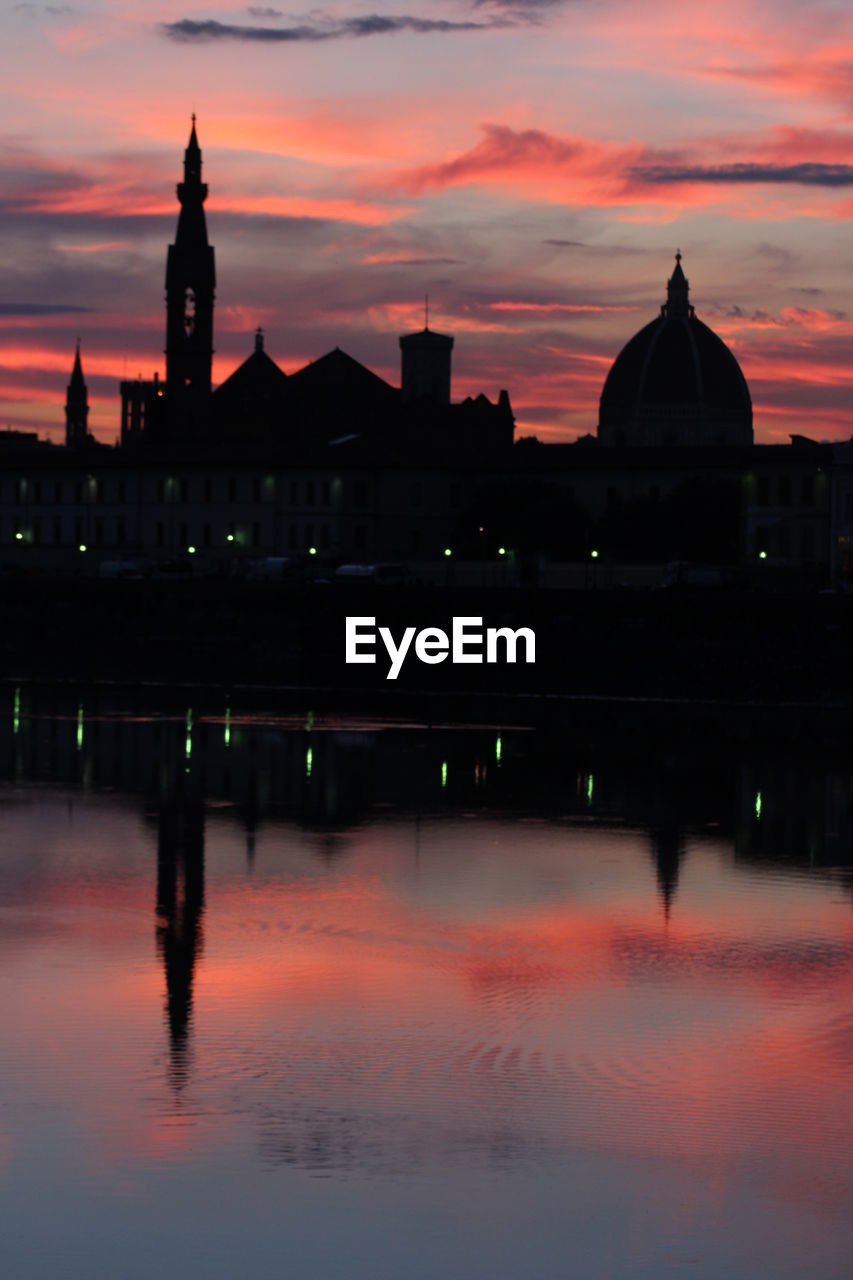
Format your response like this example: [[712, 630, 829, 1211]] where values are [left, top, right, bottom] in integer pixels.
[[65, 340, 89, 449], [598, 252, 753, 448], [120, 373, 163, 449], [165, 115, 215, 439], [0, 120, 845, 582]]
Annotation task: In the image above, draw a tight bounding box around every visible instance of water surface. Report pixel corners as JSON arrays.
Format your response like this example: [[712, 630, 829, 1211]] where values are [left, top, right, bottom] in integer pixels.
[[1, 695, 851, 1278]]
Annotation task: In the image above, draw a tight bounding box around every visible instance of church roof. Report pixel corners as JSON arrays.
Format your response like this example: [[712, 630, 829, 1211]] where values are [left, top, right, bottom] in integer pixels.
[[599, 253, 752, 432]]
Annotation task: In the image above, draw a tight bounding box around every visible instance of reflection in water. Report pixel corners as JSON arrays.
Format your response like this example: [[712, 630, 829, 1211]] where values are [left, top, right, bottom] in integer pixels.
[[155, 801, 205, 1089], [0, 688, 852, 1280]]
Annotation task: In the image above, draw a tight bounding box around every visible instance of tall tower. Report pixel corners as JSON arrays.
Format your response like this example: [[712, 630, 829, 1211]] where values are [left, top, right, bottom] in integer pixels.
[[165, 116, 215, 434], [65, 339, 89, 447]]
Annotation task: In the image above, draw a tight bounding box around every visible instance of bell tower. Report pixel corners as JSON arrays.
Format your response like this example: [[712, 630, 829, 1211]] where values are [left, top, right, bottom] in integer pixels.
[[65, 339, 89, 448], [165, 116, 215, 433]]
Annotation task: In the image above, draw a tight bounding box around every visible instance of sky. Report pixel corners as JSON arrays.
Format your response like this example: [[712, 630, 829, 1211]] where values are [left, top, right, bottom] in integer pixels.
[[2, 0, 853, 444]]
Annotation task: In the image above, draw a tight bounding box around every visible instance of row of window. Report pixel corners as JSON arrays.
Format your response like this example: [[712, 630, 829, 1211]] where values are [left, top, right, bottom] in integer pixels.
[[5, 476, 373, 508], [6, 520, 379, 552], [754, 474, 817, 509]]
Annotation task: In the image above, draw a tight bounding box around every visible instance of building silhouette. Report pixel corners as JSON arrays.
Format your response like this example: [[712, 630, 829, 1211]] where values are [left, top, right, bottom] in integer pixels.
[[64, 340, 89, 449], [598, 252, 753, 448], [165, 115, 215, 438], [2, 118, 851, 584]]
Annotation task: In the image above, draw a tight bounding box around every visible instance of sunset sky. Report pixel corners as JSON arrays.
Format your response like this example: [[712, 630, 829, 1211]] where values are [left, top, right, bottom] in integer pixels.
[[2, 0, 853, 443]]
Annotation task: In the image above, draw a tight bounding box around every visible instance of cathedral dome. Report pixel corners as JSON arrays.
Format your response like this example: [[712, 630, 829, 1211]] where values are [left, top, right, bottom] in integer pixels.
[[598, 253, 752, 447]]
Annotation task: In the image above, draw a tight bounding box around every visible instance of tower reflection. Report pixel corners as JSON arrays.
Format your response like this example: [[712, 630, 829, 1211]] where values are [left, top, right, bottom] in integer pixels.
[[155, 799, 205, 1090]]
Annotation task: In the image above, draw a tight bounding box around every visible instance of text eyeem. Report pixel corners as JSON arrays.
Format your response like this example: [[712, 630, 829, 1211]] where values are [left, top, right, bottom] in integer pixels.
[[345, 616, 536, 681]]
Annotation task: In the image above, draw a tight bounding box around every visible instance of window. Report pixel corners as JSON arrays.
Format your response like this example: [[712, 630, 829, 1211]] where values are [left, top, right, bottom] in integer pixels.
[[117, 520, 125, 546], [252, 522, 260, 547], [305, 523, 314, 548], [228, 477, 237, 502], [95, 519, 104, 547], [289, 524, 298, 549], [33, 519, 40, 545], [450, 483, 460, 507], [757, 476, 770, 507], [354, 480, 369, 508], [321, 523, 329, 549], [180, 478, 189, 503], [322, 479, 330, 506], [156, 522, 164, 547], [844, 493, 853, 525], [203, 522, 211, 547], [253, 478, 261, 503], [179, 522, 187, 546], [801, 524, 814, 558], [306, 480, 315, 506], [53, 518, 62, 545], [33, 481, 41, 504], [54, 480, 62, 504], [801, 476, 814, 507], [290, 479, 299, 505], [204, 478, 212, 503], [355, 524, 367, 549], [779, 476, 792, 507], [118, 479, 126, 504]]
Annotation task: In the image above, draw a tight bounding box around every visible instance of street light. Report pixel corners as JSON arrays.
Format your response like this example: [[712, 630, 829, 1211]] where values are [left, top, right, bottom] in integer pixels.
[[444, 547, 452, 558], [758, 550, 767, 560], [590, 549, 599, 559]]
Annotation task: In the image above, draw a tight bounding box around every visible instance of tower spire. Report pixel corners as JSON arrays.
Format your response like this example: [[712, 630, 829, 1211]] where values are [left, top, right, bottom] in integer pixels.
[[65, 339, 89, 448], [166, 117, 216, 434], [665, 249, 692, 317]]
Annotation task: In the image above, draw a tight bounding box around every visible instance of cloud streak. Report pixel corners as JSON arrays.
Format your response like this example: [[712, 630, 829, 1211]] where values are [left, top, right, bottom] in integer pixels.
[[162, 15, 503, 45], [632, 161, 853, 187]]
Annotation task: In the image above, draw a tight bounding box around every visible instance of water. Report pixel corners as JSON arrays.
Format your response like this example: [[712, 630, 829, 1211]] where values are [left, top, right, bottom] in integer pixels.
[[1, 692, 851, 1278]]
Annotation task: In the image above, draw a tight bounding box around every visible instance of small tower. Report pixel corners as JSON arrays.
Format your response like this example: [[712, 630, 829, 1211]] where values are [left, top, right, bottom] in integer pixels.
[[65, 339, 89, 448], [399, 305, 454, 405], [165, 115, 216, 434]]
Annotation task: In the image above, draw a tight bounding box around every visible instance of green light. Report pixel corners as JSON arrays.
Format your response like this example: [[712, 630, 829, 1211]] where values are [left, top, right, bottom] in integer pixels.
[[441, 760, 448, 788], [14, 531, 22, 541], [185, 735, 192, 759], [76, 704, 84, 751], [758, 550, 767, 560], [590, 549, 599, 560], [13, 687, 20, 735], [496, 736, 502, 763], [498, 547, 506, 556], [586, 773, 594, 803], [444, 547, 452, 558], [755, 790, 762, 820], [308, 546, 317, 556], [226, 533, 235, 542], [185, 708, 192, 759], [306, 746, 313, 778], [187, 545, 196, 555], [78, 544, 87, 553], [224, 706, 231, 747]]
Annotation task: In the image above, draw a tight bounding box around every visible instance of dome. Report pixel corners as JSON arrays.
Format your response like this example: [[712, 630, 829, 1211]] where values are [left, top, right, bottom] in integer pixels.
[[598, 253, 753, 447]]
